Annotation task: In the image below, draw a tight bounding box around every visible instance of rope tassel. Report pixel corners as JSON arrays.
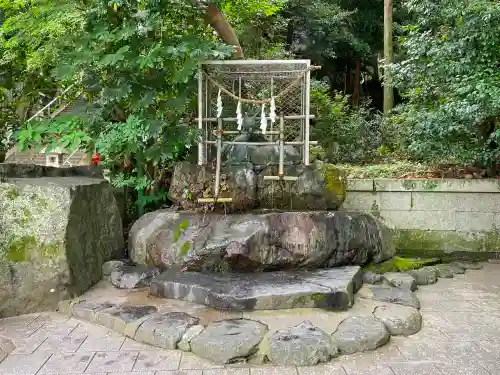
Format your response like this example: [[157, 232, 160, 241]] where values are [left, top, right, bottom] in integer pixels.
[[260, 103, 267, 134], [236, 100, 243, 131], [216, 89, 223, 118], [270, 96, 276, 124]]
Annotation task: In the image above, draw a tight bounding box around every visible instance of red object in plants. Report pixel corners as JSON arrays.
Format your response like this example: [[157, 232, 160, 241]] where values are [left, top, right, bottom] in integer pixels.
[[92, 152, 101, 166]]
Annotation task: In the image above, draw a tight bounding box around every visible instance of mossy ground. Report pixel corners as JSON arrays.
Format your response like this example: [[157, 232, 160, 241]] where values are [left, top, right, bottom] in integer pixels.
[[336, 162, 435, 179], [364, 256, 441, 274]]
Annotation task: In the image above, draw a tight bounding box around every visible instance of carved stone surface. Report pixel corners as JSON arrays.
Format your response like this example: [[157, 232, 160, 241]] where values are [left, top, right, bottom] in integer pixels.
[[129, 210, 395, 271], [150, 267, 362, 311]]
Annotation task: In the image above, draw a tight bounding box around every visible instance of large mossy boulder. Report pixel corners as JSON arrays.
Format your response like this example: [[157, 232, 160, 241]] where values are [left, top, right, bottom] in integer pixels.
[[0, 174, 124, 317], [169, 161, 346, 211], [129, 210, 395, 272], [258, 162, 346, 210]]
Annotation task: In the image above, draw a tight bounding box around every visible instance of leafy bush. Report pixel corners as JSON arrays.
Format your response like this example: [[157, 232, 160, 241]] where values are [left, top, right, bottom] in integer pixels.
[[388, 0, 500, 172], [311, 84, 385, 163]]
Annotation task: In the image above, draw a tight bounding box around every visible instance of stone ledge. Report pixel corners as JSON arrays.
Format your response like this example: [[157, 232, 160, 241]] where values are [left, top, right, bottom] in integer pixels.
[[149, 267, 363, 311], [348, 178, 500, 193]]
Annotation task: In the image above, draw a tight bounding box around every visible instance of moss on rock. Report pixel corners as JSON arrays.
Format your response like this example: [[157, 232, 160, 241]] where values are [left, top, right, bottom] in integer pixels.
[[364, 256, 440, 274], [6, 236, 37, 262], [317, 163, 347, 201], [0, 177, 124, 317]]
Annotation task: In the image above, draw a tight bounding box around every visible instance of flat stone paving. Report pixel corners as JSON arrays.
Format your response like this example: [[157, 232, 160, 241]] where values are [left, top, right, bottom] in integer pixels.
[[1, 263, 500, 374]]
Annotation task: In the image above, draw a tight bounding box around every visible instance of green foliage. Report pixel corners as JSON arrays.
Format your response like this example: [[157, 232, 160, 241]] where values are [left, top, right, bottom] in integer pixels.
[[311, 83, 384, 163], [2, 0, 285, 215], [388, 0, 500, 171], [17, 115, 93, 154], [221, 0, 287, 19]]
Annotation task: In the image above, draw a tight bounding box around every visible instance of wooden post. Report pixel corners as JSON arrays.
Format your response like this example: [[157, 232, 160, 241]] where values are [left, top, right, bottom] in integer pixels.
[[383, 0, 394, 115]]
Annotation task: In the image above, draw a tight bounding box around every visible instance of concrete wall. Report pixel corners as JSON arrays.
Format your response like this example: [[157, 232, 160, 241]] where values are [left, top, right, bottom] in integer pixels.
[[343, 179, 500, 256]]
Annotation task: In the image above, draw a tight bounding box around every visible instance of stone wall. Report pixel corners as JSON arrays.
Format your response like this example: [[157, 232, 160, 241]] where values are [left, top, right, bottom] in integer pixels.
[[343, 178, 500, 257]]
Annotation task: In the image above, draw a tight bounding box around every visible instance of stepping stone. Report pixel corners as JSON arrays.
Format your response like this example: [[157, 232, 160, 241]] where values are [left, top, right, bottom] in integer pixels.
[[363, 271, 383, 284], [94, 305, 158, 334], [451, 261, 483, 270], [150, 267, 362, 311], [357, 285, 420, 309], [427, 265, 454, 278], [110, 266, 160, 289], [269, 321, 337, 366], [332, 316, 390, 354], [373, 304, 422, 336], [407, 267, 438, 285], [383, 272, 417, 291], [72, 301, 116, 322], [190, 319, 268, 364], [178, 325, 205, 352], [134, 312, 199, 349], [442, 263, 466, 274]]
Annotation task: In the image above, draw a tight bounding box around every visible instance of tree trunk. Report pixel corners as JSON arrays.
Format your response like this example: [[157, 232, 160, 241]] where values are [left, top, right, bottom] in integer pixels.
[[204, 4, 244, 58], [383, 0, 394, 115]]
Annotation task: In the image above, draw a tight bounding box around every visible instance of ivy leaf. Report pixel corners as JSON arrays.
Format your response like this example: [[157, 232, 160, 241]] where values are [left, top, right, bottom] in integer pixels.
[[100, 45, 130, 66]]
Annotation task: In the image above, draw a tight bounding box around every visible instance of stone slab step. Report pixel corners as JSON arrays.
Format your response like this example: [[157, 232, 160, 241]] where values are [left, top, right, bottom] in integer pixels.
[[149, 266, 362, 311]]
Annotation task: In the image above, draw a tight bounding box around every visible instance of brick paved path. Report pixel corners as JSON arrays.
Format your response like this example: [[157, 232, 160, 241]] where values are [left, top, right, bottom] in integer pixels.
[[1, 263, 500, 375]]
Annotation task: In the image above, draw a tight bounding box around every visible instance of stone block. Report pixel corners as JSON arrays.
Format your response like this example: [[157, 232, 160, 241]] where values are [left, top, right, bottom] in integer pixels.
[[369, 178, 500, 193], [378, 210, 456, 231], [347, 179, 374, 192], [411, 192, 500, 213], [342, 192, 380, 211], [454, 212, 498, 231], [343, 191, 412, 212], [0, 176, 124, 317]]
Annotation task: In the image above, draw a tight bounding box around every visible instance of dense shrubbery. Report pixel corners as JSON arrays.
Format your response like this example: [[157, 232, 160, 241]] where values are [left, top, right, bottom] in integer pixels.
[[311, 84, 385, 163], [1, 0, 499, 214], [388, 0, 500, 173]]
